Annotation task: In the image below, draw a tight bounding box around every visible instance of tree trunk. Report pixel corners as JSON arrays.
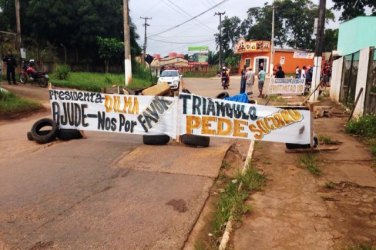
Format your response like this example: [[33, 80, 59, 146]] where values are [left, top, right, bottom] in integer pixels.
[[105, 60, 109, 73]]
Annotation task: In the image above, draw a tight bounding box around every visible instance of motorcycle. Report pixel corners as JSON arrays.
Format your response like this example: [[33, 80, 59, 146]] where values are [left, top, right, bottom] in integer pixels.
[[221, 72, 229, 90], [19, 60, 49, 88]]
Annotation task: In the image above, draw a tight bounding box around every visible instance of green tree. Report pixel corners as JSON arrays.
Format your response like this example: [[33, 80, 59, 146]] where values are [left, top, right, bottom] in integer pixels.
[[241, 0, 334, 50], [323, 28, 338, 52], [97, 37, 124, 73], [0, 0, 141, 68], [332, 0, 376, 21], [214, 16, 243, 58]]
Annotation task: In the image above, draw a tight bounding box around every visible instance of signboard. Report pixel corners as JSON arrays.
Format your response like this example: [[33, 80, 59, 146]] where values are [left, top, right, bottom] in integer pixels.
[[49, 90, 177, 137], [178, 93, 311, 144], [269, 78, 306, 95], [234, 38, 271, 54], [49, 90, 311, 144], [188, 46, 209, 63], [293, 52, 314, 59]]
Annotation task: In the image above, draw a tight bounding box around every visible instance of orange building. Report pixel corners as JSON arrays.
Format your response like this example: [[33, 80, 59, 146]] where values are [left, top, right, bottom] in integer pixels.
[[235, 38, 315, 74]]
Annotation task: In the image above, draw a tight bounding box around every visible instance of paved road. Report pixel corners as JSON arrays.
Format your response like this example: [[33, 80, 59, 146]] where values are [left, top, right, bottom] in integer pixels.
[[0, 80, 232, 249]]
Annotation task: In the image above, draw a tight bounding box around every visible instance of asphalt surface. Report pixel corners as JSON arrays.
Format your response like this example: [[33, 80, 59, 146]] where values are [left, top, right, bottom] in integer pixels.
[[0, 79, 234, 249]]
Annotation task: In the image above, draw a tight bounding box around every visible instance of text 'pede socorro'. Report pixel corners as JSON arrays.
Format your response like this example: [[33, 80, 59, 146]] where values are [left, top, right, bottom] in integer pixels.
[[50, 90, 311, 144]]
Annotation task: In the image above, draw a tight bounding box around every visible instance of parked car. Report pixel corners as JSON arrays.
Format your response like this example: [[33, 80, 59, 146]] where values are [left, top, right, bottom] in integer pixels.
[[157, 70, 182, 90]]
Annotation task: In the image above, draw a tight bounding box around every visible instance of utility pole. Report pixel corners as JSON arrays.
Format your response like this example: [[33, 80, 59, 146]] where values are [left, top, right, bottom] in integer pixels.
[[123, 0, 132, 85], [15, 0, 21, 51], [140, 16, 152, 64], [310, 0, 326, 102], [270, 3, 275, 76], [215, 11, 225, 69]]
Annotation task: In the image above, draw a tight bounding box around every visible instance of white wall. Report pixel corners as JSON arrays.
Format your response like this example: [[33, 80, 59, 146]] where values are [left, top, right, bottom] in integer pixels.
[[330, 57, 343, 101], [353, 47, 371, 117]]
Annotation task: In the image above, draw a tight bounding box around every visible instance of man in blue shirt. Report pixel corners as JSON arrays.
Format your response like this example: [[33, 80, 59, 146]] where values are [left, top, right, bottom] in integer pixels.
[[258, 66, 266, 97]]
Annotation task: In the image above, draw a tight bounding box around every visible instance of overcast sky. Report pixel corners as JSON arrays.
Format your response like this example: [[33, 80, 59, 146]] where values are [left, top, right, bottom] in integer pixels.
[[129, 0, 339, 56]]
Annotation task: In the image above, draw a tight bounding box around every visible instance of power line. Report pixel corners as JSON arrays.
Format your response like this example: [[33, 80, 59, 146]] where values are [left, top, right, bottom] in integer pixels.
[[163, 0, 216, 32], [215, 11, 225, 69], [140, 16, 152, 62], [148, 0, 228, 38], [149, 37, 214, 44]]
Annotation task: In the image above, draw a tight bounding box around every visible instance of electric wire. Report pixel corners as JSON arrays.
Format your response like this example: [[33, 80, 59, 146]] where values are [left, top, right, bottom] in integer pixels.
[[148, 0, 228, 38]]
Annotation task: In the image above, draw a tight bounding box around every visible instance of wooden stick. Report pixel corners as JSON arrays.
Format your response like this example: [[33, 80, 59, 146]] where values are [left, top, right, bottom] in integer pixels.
[[348, 87, 364, 122], [302, 81, 323, 104]]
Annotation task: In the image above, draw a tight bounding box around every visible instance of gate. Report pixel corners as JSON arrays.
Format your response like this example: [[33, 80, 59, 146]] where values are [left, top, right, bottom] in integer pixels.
[[364, 48, 376, 114], [339, 51, 360, 108]]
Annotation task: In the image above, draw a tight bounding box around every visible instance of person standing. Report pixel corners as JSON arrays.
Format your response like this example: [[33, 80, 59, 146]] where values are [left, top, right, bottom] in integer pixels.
[[245, 67, 255, 95], [258, 66, 266, 97], [240, 65, 247, 93], [301, 66, 307, 79], [2, 50, 17, 85], [275, 66, 285, 78], [295, 66, 300, 78]]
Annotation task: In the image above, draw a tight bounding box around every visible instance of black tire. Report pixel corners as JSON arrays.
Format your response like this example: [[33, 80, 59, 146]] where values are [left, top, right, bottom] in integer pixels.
[[285, 136, 318, 149], [181, 134, 210, 147], [216, 91, 229, 99], [143, 134, 170, 145], [27, 130, 51, 141], [27, 131, 33, 141], [57, 129, 83, 141], [19, 73, 27, 84], [38, 78, 48, 88], [30, 118, 58, 144], [182, 88, 191, 94]]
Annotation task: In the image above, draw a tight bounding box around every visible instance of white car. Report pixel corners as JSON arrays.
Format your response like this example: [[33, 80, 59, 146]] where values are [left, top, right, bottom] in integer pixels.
[[158, 70, 182, 90]]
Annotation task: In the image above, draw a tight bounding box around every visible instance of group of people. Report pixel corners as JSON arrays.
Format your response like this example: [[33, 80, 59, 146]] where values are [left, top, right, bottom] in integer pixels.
[[295, 65, 313, 85], [240, 65, 266, 97]]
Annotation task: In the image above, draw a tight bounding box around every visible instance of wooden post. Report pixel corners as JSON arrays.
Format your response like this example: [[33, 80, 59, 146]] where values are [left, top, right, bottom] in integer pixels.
[[348, 87, 364, 122]]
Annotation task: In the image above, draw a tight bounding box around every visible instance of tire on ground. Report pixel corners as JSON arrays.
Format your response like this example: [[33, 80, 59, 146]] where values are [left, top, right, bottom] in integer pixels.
[[143, 134, 170, 145], [216, 91, 229, 99], [27, 130, 51, 141], [285, 136, 318, 149], [181, 134, 210, 147], [30, 118, 58, 144], [57, 129, 83, 141]]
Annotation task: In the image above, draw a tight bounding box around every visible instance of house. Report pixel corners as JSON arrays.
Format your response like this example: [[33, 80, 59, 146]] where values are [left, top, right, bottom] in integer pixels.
[[234, 38, 315, 74], [330, 16, 376, 116]]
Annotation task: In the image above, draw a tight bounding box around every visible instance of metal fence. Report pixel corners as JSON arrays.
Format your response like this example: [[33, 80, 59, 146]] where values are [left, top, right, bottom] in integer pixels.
[[364, 48, 376, 114], [339, 51, 359, 108]]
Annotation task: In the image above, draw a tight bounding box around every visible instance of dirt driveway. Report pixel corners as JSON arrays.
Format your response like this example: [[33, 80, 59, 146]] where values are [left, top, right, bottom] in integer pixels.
[[232, 99, 376, 249]]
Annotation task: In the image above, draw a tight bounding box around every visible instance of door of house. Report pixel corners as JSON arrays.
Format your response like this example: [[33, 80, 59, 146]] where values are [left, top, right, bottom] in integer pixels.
[[254, 57, 268, 73]]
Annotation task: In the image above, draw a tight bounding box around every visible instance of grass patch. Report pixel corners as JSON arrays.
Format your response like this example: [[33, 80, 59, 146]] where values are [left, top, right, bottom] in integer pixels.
[[267, 94, 288, 105], [298, 153, 321, 176], [183, 71, 217, 78], [346, 244, 376, 250], [211, 164, 265, 238], [221, 161, 231, 169], [346, 115, 376, 167], [345, 115, 376, 138], [324, 181, 336, 189], [0, 90, 42, 117], [50, 72, 154, 92]]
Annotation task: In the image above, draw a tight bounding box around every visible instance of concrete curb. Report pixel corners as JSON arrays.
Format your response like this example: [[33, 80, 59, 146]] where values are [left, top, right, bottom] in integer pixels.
[[218, 140, 256, 250]]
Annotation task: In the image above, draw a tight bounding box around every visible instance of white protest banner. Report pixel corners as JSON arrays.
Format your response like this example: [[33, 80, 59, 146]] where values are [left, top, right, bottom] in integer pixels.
[[178, 94, 311, 144], [269, 78, 306, 95], [49, 89, 177, 137]]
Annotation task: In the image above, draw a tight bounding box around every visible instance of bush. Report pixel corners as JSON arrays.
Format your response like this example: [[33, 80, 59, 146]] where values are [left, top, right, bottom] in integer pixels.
[[54, 64, 71, 80], [345, 114, 376, 138]]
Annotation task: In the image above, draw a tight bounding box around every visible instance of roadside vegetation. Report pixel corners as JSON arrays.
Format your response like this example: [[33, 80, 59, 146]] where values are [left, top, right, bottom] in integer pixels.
[[298, 153, 321, 176], [195, 159, 265, 249], [50, 63, 156, 92], [345, 114, 376, 167], [0, 89, 42, 118]]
